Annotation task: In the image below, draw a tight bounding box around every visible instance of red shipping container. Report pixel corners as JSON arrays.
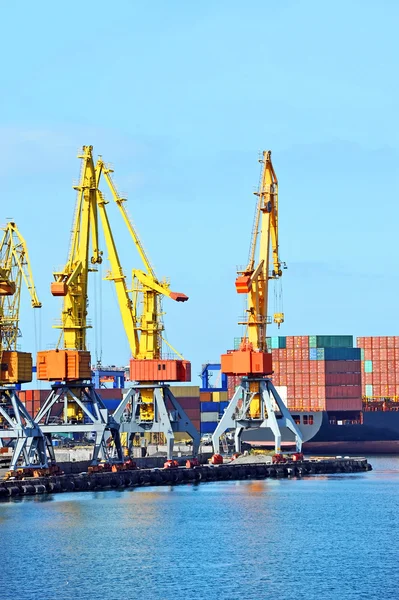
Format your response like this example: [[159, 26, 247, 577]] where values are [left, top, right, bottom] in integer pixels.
[[286, 361, 295, 374], [294, 373, 303, 385], [387, 337, 395, 348], [287, 386, 295, 399], [286, 336, 294, 349], [293, 348, 300, 360], [373, 373, 381, 384], [317, 362, 325, 374], [387, 349, 395, 361], [301, 360, 310, 373], [310, 373, 318, 386], [388, 385, 396, 396], [364, 349, 372, 360], [302, 386, 310, 400], [387, 361, 395, 372], [371, 337, 379, 350], [179, 397, 201, 410], [317, 373, 325, 385], [280, 349, 287, 361], [317, 385, 326, 399], [380, 337, 388, 349], [325, 397, 362, 411], [273, 362, 280, 374], [356, 336, 363, 347], [310, 362, 318, 373], [364, 373, 372, 385], [310, 386, 318, 399], [326, 373, 361, 386], [395, 337, 399, 348], [363, 338, 372, 349], [325, 360, 361, 374], [387, 372, 395, 384], [279, 374, 288, 386], [26, 390, 33, 401], [380, 349, 387, 360]]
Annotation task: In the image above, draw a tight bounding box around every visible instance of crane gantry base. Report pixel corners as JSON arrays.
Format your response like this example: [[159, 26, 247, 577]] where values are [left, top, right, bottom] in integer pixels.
[[0, 387, 48, 471], [111, 384, 201, 460], [211, 377, 303, 455], [35, 383, 124, 465]]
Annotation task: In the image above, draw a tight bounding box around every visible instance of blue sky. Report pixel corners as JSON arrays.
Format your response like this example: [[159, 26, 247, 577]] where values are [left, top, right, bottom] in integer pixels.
[[1, 1, 398, 385]]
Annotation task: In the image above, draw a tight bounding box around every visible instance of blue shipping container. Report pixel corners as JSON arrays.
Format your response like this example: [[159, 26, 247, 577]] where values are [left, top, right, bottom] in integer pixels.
[[322, 348, 361, 361], [200, 422, 218, 434], [309, 348, 318, 360], [200, 401, 220, 413], [219, 401, 229, 413]]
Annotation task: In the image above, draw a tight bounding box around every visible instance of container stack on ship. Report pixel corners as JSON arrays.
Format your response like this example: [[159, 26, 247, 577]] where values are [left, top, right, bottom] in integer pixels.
[[239, 335, 399, 453]]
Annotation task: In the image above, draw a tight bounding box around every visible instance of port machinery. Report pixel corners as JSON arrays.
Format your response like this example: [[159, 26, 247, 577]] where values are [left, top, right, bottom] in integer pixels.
[[34, 146, 123, 466], [89, 152, 200, 459], [212, 151, 303, 455], [0, 222, 49, 470]]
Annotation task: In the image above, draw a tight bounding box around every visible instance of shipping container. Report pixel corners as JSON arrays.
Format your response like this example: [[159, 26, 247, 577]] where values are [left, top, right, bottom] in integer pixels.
[[316, 335, 353, 348], [365, 384, 373, 396], [364, 360, 373, 373], [200, 422, 218, 434], [199, 392, 212, 402], [200, 412, 219, 423], [170, 385, 199, 398], [324, 360, 361, 374], [325, 373, 361, 386], [177, 397, 201, 410], [325, 397, 362, 411], [200, 401, 220, 413], [317, 348, 361, 361]]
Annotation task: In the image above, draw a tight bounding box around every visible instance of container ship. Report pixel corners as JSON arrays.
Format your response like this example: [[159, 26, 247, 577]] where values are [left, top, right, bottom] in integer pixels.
[[198, 335, 399, 454]]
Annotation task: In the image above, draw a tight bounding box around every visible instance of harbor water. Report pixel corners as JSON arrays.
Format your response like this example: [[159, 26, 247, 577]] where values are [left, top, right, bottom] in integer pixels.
[[1, 456, 398, 600]]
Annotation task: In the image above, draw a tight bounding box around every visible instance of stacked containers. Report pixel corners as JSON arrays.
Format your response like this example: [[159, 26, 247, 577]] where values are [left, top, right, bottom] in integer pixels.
[[170, 385, 200, 432], [271, 335, 362, 412], [356, 336, 399, 398], [199, 389, 228, 434]]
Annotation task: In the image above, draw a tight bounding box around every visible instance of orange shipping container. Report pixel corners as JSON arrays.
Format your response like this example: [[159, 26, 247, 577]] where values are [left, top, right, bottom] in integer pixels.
[[388, 385, 396, 396], [294, 349, 301, 360], [286, 361, 295, 374], [286, 349, 294, 359], [387, 337, 395, 348], [286, 336, 294, 349]]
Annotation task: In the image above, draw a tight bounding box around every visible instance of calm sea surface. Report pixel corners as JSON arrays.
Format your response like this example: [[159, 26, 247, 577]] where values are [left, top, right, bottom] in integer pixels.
[[1, 455, 398, 600]]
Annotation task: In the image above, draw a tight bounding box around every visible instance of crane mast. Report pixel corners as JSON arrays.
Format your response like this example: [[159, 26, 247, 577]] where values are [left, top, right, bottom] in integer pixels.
[[90, 153, 199, 458], [212, 150, 302, 455], [0, 222, 48, 472], [35, 147, 123, 467]]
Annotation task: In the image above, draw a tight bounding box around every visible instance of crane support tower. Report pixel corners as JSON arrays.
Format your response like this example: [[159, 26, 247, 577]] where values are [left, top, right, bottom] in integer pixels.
[[212, 151, 303, 455], [92, 153, 200, 459], [0, 222, 48, 471], [35, 147, 123, 466]]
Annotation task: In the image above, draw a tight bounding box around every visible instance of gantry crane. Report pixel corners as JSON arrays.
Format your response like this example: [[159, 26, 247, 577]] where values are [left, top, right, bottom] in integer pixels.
[[0, 222, 48, 471], [212, 151, 302, 454], [35, 146, 123, 465], [92, 153, 199, 459]]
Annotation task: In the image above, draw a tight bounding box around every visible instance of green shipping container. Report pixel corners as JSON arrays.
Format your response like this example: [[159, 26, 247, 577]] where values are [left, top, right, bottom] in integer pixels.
[[364, 360, 373, 373], [365, 384, 373, 397], [360, 348, 365, 360], [309, 336, 317, 348], [315, 335, 354, 348]]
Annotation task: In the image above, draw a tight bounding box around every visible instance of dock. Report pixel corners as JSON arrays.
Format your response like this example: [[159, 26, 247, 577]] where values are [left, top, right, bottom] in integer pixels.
[[0, 457, 372, 499]]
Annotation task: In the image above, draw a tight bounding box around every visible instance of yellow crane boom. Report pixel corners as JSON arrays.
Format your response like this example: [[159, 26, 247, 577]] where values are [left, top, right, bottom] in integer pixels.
[[0, 222, 41, 383]]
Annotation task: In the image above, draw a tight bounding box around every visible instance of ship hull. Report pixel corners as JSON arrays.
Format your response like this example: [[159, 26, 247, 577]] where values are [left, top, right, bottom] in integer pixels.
[[241, 410, 399, 454]]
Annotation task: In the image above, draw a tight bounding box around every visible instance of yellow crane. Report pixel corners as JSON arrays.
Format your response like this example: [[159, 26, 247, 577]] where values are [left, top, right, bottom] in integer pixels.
[[35, 146, 123, 465], [92, 153, 199, 459], [212, 151, 302, 455], [0, 222, 48, 472]]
